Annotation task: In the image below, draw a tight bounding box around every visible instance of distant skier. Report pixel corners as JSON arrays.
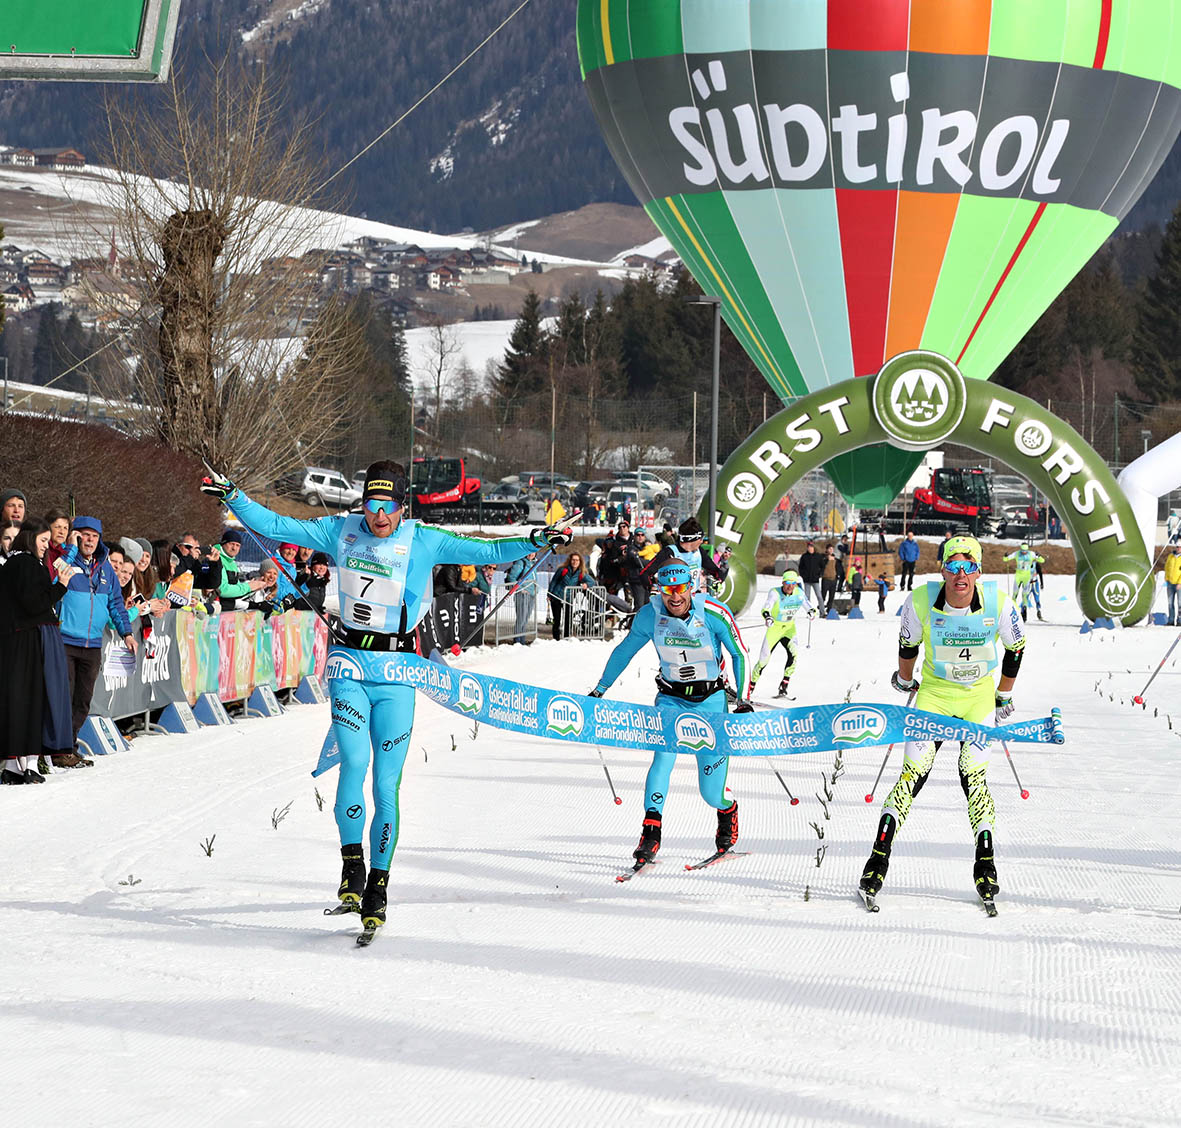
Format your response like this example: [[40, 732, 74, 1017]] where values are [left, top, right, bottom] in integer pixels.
[[643, 517, 729, 593], [1003, 543, 1045, 621], [588, 562, 753, 870], [751, 570, 816, 699], [202, 461, 570, 940], [859, 535, 1025, 911]]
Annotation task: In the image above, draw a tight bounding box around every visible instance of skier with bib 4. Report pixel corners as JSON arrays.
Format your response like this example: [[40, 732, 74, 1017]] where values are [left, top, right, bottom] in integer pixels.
[[201, 461, 570, 940], [751, 570, 816, 699], [859, 535, 1025, 913], [588, 562, 753, 869]]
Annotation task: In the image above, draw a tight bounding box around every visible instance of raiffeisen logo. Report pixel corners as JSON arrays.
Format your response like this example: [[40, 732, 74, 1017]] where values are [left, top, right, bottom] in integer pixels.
[[675, 714, 716, 752], [457, 675, 483, 715], [832, 707, 888, 746], [546, 697, 585, 738], [890, 368, 948, 426]]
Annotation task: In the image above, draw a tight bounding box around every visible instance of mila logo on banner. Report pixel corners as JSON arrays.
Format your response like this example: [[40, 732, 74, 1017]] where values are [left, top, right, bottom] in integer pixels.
[[325, 653, 364, 682], [832, 707, 888, 746], [545, 697, 585, 738], [675, 714, 717, 752], [457, 675, 484, 715]]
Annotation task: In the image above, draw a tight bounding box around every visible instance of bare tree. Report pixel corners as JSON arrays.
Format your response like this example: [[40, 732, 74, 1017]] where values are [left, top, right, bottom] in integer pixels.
[[91, 56, 364, 488], [418, 314, 462, 450]]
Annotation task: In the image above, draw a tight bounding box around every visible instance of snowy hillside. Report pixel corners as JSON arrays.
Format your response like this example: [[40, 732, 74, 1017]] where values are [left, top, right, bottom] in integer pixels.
[[4, 573, 1179, 1126]]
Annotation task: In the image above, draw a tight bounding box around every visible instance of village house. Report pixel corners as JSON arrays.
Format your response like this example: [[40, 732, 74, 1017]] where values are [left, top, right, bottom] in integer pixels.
[[0, 147, 35, 167], [31, 147, 86, 170], [2, 283, 35, 313]]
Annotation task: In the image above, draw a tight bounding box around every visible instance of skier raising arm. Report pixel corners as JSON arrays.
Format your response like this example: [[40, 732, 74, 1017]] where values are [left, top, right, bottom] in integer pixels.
[[201, 460, 570, 940], [587, 562, 752, 872], [859, 535, 1024, 913], [751, 569, 816, 699]]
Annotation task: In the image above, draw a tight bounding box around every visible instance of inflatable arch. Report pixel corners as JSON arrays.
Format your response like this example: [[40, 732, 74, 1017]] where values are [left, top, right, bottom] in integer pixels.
[[703, 352, 1152, 626]]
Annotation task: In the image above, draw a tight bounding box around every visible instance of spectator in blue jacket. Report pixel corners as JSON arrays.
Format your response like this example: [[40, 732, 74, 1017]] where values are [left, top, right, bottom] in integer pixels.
[[897, 530, 920, 591], [56, 516, 136, 764]]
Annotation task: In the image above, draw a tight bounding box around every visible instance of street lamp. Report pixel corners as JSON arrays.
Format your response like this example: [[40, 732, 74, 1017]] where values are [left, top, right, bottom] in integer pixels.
[[1141, 428, 1152, 454], [684, 294, 722, 548]]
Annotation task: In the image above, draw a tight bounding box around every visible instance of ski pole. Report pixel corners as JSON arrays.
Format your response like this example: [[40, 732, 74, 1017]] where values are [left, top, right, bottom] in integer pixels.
[[452, 545, 558, 653], [1132, 628, 1181, 705], [596, 747, 622, 805], [864, 688, 916, 803], [1002, 742, 1029, 799], [771, 768, 800, 805], [806, 609, 813, 649]]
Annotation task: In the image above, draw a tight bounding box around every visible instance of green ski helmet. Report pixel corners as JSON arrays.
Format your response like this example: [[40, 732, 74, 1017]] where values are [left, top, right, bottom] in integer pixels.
[[781, 570, 800, 588]]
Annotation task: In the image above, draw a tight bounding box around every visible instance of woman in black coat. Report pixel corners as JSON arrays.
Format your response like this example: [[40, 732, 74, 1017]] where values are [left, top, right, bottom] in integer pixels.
[[0, 518, 76, 783]]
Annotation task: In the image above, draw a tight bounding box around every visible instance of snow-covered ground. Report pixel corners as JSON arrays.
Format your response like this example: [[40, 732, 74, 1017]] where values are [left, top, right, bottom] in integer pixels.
[[404, 319, 515, 390], [3, 574, 1179, 1127]]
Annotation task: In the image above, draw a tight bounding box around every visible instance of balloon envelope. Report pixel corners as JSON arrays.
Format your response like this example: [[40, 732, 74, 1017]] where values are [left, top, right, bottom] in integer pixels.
[[577, 0, 1181, 505]]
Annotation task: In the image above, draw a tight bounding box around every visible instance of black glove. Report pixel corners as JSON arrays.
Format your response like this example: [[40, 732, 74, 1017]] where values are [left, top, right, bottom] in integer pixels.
[[279, 594, 298, 612], [762, 612, 772, 623], [588, 688, 604, 698], [200, 472, 236, 501], [733, 699, 755, 713], [531, 523, 573, 550], [890, 671, 919, 695]]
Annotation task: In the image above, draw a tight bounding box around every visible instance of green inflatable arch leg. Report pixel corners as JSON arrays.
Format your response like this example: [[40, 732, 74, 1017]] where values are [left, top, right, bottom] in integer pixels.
[[702, 352, 1152, 626]]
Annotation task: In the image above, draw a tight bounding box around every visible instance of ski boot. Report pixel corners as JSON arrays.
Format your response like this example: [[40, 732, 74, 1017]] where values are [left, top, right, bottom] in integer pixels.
[[776, 677, 791, 699], [360, 868, 389, 931], [1036, 608, 1044, 621], [1020, 607, 1028, 622], [337, 844, 365, 909], [633, 809, 662, 863], [973, 830, 999, 900], [1, 767, 26, 785], [715, 801, 739, 853], [859, 812, 896, 897]]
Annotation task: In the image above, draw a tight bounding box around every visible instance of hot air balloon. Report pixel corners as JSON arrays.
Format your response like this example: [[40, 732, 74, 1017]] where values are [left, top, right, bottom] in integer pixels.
[[577, 0, 1181, 506]]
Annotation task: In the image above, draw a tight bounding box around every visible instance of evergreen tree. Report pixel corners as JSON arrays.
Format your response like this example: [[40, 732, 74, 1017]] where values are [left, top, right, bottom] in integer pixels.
[[31, 303, 62, 387], [1131, 202, 1181, 401], [495, 290, 549, 405]]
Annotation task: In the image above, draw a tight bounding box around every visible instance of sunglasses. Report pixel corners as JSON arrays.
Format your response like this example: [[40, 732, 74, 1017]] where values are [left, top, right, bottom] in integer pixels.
[[660, 582, 691, 597], [678, 535, 702, 544], [364, 498, 400, 516], [943, 559, 981, 576]]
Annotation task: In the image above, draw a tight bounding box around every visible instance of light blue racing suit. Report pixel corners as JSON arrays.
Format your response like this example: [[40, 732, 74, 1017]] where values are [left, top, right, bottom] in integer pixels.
[[592, 594, 750, 813], [226, 489, 534, 870]]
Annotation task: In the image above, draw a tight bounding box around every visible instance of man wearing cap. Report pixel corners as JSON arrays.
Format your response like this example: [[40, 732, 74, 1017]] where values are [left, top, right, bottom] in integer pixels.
[[752, 570, 817, 699], [201, 459, 571, 937], [1, 488, 27, 527], [642, 516, 729, 594], [588, 561, 754, 870], [1003, 542, 1046, 622], [215, 529, 269, 611], [55, 516, 137, 765], [859, 534, 1025, 910]]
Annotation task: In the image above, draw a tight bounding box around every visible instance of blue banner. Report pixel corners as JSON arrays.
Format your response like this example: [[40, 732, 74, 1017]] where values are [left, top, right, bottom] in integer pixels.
[[311, 652, 1064, 776]]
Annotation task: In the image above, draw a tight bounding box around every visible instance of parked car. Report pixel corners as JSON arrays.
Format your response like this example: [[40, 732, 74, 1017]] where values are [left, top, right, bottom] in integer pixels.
[[605, 487, 640, 517], [615, 471, 672, 502], [293, 467, 361, 508]]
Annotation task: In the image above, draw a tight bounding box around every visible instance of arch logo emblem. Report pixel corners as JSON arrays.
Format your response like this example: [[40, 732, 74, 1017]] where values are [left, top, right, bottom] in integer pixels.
[[872, 352, 968, 451]]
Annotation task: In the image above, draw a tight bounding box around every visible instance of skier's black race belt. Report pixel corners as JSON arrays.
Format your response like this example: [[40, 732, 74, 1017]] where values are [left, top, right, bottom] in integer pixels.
[[656, 675, 725, 703], [341, 627, 417, 653]]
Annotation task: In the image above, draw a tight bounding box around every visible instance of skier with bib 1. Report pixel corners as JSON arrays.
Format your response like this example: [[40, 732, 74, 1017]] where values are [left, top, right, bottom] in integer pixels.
[[201, 461, 570, 940], [751, 570, 817, 699], [588, 562, 753, 870], [859, 535, 1025, 913]]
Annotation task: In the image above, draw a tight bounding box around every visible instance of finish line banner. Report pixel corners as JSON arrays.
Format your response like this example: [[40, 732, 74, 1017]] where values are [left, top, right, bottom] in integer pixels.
[[311, 652, 1064, 776]]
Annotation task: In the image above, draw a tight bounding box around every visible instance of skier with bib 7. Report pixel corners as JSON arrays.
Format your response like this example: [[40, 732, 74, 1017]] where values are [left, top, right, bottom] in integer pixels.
[[587, 562, 753, 871], [859, 535, 1025, 912], [201, 461, 570, 940], [751, 570, 816, 699]]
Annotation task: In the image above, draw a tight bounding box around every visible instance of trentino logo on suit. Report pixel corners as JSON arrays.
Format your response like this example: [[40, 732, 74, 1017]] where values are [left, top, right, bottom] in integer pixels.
[[675, 715, 716, 752]]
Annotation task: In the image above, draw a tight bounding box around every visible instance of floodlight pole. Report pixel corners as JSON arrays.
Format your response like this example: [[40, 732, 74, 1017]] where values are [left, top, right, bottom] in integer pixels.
[[685, 295, 722, 548]]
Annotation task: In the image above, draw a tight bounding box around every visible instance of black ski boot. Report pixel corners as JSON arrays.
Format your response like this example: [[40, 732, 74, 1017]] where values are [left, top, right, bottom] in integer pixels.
[[360, 868, 388, 931], [776, 677, 791, 698], [337, 843, 365, 908], [715, 801, 739, 853], [974, 830, 999, 900], [633, 809, 662, 863], [860, 812, 896, 896], [1020, 607, 1028, 622]]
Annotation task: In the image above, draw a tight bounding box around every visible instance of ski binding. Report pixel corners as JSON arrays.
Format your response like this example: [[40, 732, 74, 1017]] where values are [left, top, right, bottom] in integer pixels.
[[616, 858, 657, 882], [324, 902, 359, 916], [356, 925, 380, 947], [858, 888, 881, 913], [981, 898, 998, 918]]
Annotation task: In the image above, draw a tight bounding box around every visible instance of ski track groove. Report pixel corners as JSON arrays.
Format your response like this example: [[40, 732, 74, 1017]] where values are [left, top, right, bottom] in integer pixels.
[[3, 578, 1180, 1126]]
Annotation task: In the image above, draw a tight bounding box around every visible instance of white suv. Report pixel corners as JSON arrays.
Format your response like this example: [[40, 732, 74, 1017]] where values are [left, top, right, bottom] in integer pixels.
[[301, 468, 360, 508]]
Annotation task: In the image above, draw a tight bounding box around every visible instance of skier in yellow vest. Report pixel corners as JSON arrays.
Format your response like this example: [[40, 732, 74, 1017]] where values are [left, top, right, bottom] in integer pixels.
[[859, 535, 1025, 913]]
